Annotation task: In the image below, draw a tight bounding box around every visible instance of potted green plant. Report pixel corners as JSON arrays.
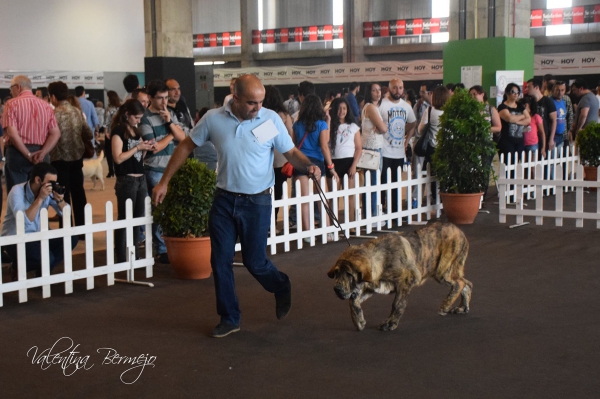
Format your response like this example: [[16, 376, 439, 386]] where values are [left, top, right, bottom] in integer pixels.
[[576, 122, 600, 191], [153, 158, 216, 279], [432, 88, 496, 224]]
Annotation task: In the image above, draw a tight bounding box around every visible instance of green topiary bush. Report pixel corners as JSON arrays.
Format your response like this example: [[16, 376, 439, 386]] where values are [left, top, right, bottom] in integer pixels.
[[576, 122, 600, 167], [432, 88, 496, 194], [153, 158, 216, 238]]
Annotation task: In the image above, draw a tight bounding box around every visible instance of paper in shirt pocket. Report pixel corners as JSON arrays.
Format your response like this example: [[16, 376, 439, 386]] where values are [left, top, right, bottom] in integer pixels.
[[252, 119, 280, 144]]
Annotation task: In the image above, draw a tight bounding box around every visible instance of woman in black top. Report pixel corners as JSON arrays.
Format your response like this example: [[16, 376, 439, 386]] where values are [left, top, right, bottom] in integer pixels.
[[111, 99, 157, 263], [497, 83, 531, 163]]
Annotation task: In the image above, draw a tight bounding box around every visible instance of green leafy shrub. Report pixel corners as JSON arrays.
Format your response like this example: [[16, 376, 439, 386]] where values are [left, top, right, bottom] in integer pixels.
[[432, 88, 496, 194], [576, 122, 600, 167], [153, 159, 216, 238]]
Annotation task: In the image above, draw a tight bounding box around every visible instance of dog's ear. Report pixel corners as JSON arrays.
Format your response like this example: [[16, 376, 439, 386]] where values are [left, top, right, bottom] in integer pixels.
[[327, 265, 338, 279], [354, 258, 373, 283]]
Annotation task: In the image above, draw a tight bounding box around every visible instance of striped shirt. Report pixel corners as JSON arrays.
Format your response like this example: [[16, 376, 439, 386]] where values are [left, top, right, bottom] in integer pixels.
[[139, 108, 178, 173], [1, 90, 57, 146]]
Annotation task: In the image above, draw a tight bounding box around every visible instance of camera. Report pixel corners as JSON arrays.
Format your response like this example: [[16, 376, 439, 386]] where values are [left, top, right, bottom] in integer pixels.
[[50, 181, 66, 195]]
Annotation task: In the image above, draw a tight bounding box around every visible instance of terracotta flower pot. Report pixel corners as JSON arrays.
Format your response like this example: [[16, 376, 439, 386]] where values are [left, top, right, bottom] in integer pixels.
[[440, 192, 483, 225], [163, 236, 212, 279], [583, 166, 598, 192]]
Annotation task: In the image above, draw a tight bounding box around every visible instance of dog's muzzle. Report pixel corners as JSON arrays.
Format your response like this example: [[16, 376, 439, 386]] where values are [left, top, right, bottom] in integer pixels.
[[334, 286, 351, 300]]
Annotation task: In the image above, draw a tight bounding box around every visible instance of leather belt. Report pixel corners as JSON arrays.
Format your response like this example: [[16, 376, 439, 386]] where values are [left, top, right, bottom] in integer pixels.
[[216, 187, 272, 197]]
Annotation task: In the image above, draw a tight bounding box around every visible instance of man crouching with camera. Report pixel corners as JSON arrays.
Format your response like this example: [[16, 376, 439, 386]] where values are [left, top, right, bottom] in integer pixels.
[[1, 162, 78, 280]]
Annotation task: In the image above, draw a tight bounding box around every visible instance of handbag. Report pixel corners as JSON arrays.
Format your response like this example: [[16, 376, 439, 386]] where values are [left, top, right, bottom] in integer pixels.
[[413, 107, 432, 157], [81, 123, 95, 159], [357, 149, 381, 170], [281, 130, 309, 178]]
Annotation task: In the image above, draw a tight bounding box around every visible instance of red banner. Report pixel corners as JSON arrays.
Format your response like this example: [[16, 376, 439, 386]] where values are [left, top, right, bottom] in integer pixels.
[[363, 17, 448, 38], [531, 4, 600, 27], [252, 25, 344, 44], [193, 31, 242, 48]]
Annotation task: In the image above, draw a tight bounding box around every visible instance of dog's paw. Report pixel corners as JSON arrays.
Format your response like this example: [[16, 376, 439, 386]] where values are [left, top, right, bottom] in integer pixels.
[[438, 309, 449, 316], [378, 320, 398, 331], [354, 319, 366, 331], [449, 306, 469, 315]]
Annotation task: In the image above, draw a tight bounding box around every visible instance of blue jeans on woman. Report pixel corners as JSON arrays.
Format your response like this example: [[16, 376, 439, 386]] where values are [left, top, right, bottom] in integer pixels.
[[364, 148, 382, 218], [209, 188, 290, 326], [115, 175, 148, 263], [144, 169, 167, 255]]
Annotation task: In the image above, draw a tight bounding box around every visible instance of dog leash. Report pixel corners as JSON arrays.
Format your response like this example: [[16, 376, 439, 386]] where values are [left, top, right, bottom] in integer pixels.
[[309, 174, 352, 247]]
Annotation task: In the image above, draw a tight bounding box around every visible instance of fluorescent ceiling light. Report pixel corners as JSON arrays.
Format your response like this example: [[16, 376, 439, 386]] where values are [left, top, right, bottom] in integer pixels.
[[432, 0, 450, 18], [194, 61, 226, 66], [546, 0, 572, 9], [545, 24, 571, 36]]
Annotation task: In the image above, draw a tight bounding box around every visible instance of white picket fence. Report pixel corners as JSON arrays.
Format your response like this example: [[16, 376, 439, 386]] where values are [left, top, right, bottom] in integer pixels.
[[498, 162, 600, 227], [264, 164, 442, 255], [0, 198, 154, 307], [1, 165, 441, 306], [499, 146, 581, 202]]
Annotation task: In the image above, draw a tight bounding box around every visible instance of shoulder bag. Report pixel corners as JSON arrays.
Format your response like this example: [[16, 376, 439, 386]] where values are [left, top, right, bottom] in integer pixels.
[[281, 131, 309, 178], [357, 149, 380, 170], [413, 107, 432, 157]]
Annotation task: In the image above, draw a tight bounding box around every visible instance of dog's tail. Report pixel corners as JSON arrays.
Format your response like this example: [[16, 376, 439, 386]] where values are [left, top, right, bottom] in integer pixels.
[[97, 150, 104, 162]]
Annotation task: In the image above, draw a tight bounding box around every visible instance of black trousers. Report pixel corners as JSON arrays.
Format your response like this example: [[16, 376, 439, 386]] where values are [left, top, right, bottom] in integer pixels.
[[381, 157, 405, 213], [51, 159, 87, 226]]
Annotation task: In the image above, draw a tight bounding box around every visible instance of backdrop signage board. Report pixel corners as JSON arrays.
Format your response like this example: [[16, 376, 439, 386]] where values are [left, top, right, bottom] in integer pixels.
[[252, 25, 343, 44], [531, 5, 600, 27], [496, 70, 524, 105], [0, 71, 104, 89], [193, 32, 242, 48], [363, 17, 448, 37], [214, 60, 444, 87], [534, 51, 600, 75]]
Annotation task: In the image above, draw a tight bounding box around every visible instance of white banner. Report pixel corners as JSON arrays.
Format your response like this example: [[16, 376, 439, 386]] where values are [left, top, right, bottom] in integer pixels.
[[534, 52, 600, 75], [0, 71, 105, 89], [214, 60, 444, 87]]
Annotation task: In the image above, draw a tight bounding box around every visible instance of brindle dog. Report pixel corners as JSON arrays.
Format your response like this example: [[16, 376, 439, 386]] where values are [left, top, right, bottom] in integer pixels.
[[327, 222, 472, 331]]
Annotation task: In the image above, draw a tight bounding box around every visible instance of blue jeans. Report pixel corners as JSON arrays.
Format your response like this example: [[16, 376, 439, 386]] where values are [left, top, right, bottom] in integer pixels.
[[524, 144, 538, 154], [5, 236, 79, 277], [144, 169, 166, 255], [364, 148, 383, 218], [209, 189, 290, 326]]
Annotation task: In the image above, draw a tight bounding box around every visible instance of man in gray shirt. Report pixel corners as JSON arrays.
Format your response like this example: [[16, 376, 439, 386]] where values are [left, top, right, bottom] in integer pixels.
[[570, 79, 599, 142]]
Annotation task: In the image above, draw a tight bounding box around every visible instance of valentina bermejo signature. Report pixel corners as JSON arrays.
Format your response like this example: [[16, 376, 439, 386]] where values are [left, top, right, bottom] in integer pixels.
[[27, 337, 156, 384]]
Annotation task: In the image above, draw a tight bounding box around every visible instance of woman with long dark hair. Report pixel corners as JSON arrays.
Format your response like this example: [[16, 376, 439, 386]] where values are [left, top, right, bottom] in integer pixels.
[[293, 94, 338, 241], [329, 97, 361, 221], [111, 99, 156, 263], [497, 83, 531, 162], [263, 85, 294, 220], [104, 90, 122, 178]]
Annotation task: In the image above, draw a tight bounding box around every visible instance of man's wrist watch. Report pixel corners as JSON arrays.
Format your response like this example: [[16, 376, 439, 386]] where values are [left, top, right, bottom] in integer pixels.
[[165, 121, 173, 128]]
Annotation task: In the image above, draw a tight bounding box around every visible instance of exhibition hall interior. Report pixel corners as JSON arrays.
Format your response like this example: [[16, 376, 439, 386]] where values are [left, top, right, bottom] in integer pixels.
[[1, 1, 599, 397]]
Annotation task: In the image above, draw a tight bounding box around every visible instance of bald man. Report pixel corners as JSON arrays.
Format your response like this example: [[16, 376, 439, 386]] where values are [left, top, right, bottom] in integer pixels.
[[379, 78, 416, 218], [2, 75, 61, 195], [153, 74, 319, 338]]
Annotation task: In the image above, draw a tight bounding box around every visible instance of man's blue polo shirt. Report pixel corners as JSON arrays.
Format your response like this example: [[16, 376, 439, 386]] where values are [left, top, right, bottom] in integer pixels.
[[1, 182, 61, 237], [190, 103, 294, 194]]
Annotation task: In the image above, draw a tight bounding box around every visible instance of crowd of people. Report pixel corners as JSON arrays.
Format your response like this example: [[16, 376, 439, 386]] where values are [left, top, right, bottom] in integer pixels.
[[0, 74, 219, 278], [2, 71, 600, 333]]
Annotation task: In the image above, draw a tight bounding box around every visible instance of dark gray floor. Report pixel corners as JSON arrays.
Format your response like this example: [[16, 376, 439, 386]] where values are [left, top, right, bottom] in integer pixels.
[[1, 191, 600, 398]]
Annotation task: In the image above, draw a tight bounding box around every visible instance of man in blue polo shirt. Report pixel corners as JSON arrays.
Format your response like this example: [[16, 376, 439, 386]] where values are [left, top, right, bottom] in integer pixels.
[[152, 74, 320, 338]]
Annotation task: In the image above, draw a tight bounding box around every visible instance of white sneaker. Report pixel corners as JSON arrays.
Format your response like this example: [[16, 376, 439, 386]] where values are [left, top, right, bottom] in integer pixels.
[[371, 222, 379, 229], [302, 237, 311, 243]]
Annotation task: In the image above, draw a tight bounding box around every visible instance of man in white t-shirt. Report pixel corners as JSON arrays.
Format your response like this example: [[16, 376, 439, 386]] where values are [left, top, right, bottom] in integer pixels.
[[379, 78, 416, 215]]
